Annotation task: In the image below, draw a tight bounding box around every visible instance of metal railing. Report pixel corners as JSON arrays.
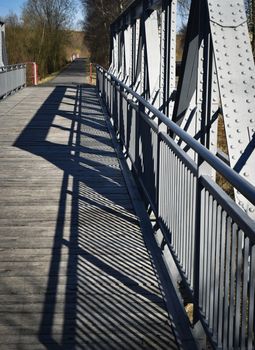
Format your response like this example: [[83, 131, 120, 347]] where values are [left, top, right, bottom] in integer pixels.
[[0, 64, 26, 99], [97, 65, 255, 350]]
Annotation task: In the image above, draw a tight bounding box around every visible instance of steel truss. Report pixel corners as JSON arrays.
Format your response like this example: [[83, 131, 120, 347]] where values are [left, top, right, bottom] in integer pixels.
[[109, 0, 255, 219]]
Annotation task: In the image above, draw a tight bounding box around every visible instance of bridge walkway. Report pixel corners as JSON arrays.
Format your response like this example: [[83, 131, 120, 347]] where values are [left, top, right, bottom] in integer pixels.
[[0, 59, 189, 349]]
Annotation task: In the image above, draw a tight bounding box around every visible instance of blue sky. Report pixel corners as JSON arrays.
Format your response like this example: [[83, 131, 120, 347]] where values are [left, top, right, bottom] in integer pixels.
[[0, 0, 84, 29]]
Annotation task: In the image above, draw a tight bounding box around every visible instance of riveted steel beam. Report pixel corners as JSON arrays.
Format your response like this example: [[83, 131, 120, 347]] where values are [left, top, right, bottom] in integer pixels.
[[109, 0, 255, 218]]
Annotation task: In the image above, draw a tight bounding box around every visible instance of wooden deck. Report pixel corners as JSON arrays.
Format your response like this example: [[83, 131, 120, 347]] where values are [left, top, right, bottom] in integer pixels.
[[0, 60, 182, 349]]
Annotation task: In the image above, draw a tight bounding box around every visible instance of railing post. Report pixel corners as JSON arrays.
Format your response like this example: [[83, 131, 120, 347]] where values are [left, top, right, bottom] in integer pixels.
[[33, 62, 38, 86], [90, 63, 93, 84], [102, 71, 105, 102], [135, 101, 143, 174], [118, 85, 124, 142], [96, 66, 99, 93], [193, 157, 203, 325], [156, 121, 168, 219], [110, 76, 114, 117]]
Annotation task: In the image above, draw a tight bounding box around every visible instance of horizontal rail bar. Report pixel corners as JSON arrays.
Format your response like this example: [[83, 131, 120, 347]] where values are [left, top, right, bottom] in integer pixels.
[[97, 65, 255, 206], [97, 65, 255, 349], [0, 63, 26, 71], [0, 64, 26, 99]]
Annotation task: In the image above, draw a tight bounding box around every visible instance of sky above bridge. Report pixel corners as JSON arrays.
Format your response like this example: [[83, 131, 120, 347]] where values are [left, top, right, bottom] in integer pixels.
[[0, 0, 84, 30]]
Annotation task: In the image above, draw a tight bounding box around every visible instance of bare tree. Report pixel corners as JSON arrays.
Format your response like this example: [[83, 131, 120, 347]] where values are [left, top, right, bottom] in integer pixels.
[[22, 0, 76, 74], [81, 0, 130, 66], [245, 0, 255, 54]]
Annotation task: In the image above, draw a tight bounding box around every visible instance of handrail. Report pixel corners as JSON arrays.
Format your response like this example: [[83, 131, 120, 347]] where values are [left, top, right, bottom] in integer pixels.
[[97, 65, 255, 207], [97, 64, 255, 349], [0, 63, 26, 71]]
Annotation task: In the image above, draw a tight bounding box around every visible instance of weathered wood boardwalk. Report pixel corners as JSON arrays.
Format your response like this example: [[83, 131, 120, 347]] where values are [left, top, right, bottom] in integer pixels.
[[0, 60, 181, 349]]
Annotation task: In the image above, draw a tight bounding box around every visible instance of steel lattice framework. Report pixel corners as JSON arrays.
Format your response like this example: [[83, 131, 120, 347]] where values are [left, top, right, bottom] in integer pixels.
[[109, 0, 255, 219]]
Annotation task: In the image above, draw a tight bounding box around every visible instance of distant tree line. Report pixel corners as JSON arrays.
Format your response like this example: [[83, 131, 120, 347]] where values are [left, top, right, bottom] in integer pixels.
[[81, 0, 131, 67], [245, 0, 255, 54], [83, 0, 255, 68], [2, 0, 75, 79], [178, 0, 255, 55]]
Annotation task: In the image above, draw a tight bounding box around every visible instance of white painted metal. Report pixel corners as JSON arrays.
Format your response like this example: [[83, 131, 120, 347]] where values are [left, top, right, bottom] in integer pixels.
[[124, 25, 132, 85], [0, 22, 8, 67], [208, 0, 255, 217], [109, 0, 255, 218], [144, 10, 161, 106], [160, 0, 177, 117]]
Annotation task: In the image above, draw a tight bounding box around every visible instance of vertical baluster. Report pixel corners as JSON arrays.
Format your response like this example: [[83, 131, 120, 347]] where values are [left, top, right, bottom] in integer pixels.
[[213, 204, 222, 342], [241, 237, 250, 349], [217, 211, 227, 347], [247, 244, 255, 350], [234, 230, 243, 348], [223, 217, 232, 349], [209, 199, 217, 332]]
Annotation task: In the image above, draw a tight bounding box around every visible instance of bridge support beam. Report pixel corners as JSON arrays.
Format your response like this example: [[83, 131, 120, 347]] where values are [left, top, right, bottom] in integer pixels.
[[110, 0, 255, 218]]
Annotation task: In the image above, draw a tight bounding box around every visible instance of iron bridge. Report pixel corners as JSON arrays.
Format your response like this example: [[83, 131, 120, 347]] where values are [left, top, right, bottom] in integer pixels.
[[0, 0, 254, 349]]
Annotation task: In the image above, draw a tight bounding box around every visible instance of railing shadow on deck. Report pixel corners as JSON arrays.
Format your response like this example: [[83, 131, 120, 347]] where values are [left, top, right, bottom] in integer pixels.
[[13, 84, 179, 349]]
